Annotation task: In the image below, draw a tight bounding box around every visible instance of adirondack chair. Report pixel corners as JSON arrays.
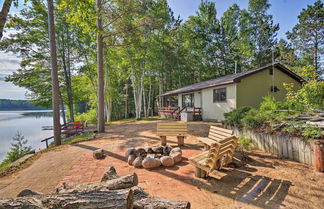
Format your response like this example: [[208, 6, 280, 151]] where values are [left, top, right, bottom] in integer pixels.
[[62, 121, 84, 136], [157, 122, 187, 146], [189, 126, 238, 178]]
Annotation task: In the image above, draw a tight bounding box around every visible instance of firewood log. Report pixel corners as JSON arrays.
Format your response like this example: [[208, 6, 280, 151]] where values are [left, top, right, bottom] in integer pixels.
[[133, 187, 190, 209], [0, 189, 133, 209]]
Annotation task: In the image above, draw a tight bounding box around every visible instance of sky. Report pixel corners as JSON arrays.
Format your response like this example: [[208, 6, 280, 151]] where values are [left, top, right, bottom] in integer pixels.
[[0, 0, 318, 100]]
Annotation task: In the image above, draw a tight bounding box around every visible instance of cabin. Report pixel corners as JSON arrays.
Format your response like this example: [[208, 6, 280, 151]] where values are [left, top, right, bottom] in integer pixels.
[[158, 63, 304, 122]]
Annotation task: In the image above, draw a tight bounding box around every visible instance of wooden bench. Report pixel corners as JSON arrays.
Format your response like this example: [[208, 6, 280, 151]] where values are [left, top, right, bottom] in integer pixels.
[[189, 126, 238, 178], [157, 122, 187, 146]]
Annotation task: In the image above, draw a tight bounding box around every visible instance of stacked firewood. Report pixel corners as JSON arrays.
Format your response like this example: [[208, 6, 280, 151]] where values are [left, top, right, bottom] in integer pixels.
[[274, 109, 324, 129], [0, 166, 190, 209]]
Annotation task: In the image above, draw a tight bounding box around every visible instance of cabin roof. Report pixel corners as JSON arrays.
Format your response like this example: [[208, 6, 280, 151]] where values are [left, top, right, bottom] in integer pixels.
[[159, 63, 304, 97]]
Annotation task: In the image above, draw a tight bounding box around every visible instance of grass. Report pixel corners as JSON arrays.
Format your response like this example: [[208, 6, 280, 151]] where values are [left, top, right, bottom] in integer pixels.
[[107, 116, 165, 125]]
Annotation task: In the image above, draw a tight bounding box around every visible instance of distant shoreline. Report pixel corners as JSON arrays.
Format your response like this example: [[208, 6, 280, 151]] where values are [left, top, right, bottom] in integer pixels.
[[0, 99, 51, 111]]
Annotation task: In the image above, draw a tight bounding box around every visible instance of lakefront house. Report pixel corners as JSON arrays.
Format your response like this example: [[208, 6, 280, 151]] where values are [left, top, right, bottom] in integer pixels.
[[158, 63, 304, 122]]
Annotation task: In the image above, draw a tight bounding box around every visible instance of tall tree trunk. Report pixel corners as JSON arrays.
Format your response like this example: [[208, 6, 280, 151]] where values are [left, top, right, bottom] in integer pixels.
[[47, 0, 61, 146], [0, 0, 13, 40], [147, 76, 152, 116], [96, 0, 105, 132], [66, 28, 74, 121], [60, 32, 74, 122], [125, 84, 128, 119], [143, 77, 147, 117]]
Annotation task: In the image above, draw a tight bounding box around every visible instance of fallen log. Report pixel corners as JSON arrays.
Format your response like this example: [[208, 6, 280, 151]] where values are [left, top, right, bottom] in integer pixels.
[[133, 187, 190, 209], [57, 172, 138, 193], [0, 189, 133, 209]]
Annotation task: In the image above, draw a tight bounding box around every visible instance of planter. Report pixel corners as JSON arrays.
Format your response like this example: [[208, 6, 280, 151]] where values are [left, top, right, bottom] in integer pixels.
[[231, 127, 315, 167]]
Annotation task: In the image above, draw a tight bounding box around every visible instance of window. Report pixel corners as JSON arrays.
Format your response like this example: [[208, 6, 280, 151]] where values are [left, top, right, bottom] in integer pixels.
[[182, 94, 194, 107], [213, 88, 226, 102]]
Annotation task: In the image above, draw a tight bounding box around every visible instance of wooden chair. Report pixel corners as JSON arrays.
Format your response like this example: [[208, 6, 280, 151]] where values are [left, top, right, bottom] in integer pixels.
[[189, 126, 238, 178], [157, 122, 187, 146]]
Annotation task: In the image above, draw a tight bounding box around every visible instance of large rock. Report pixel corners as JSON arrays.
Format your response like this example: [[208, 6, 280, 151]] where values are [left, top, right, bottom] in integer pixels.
[[163, 146, 172, 156], [170, 152, 182, 163], [160, 156, 174, 167], [170, 147, 182, 155], [152, 146, 163, 154], [145, 147, 154, 154], [133, 156, 144, 168], [142, 157, 161, 169], [125, 148, 136, 158], [134, 148, 146, 157], [128, 155, 137, 165], [93, 149, 105, 159]]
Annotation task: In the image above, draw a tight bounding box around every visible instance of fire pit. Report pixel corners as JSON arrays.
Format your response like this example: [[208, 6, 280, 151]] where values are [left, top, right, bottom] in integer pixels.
[[125, 146, 182, 169]]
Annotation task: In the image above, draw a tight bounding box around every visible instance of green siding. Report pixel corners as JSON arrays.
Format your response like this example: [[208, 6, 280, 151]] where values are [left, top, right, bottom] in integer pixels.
[[236, 67, 302, 108]]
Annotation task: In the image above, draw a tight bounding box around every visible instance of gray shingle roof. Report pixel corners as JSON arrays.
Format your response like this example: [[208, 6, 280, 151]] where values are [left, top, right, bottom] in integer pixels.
[[159, 63, 304, 97]]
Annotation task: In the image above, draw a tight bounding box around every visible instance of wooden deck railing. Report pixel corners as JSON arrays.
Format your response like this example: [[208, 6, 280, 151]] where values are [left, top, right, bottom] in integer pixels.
[[158, 106, 202, 121]]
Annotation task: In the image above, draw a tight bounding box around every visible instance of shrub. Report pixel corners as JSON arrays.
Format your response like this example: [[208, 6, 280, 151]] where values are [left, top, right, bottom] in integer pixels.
[[75, 108, 97, 124], [224, 106, 252, 127], [239, 136, 252, 150], [241, 109, 264, 129], [302, 125, 323, 139], [1, 132, 32, 165]]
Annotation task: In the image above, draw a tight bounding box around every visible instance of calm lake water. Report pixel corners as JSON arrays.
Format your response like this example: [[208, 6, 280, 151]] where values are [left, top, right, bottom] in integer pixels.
[[0, 111, 56, 161]]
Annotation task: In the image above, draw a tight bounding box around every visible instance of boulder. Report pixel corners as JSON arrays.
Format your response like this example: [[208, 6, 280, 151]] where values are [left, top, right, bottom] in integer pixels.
[[170, 147, 182, 155], [170, 152, 182, 163], [152, 146, 163, 154], [134, 148, 146, 157], [93, 149, 105, 159], [142, 157, 161, 169], [145, 147, 154, 154], [160, 156, 174, 167], [163, 146, 172, 156], [132, 156, 144, 168], [127, 154, 137, 165], [125, 148, 136, 158]]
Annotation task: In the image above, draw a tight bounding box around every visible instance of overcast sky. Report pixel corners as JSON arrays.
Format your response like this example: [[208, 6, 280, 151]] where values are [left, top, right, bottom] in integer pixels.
[[0, 0, 317, 100]]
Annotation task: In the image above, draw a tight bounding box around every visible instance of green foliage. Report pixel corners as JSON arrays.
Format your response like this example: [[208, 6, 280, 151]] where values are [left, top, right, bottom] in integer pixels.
[[224, 106, 252, 127], [241, 109, 264, 129], [301, 126, 323, 139], [239, 136, 252, 150], [1, 132, 32, 166], [0, 99, 49, 111], [295, 81, 324, 109], [287, 0, 323, 77], [75, 108, 97, 124]]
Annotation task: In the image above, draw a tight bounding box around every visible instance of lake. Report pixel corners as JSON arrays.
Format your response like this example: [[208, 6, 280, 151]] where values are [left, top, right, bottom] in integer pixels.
[[0, 111, 56, 162]]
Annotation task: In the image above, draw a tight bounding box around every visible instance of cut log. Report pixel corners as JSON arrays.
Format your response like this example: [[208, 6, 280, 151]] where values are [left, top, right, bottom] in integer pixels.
[[57, 173, 138, 193], [0, 189, 133, 209], [133, 187, 190, 209]]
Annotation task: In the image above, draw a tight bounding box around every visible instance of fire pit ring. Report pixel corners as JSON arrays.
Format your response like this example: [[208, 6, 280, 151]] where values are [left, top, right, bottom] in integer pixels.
[[125, 146, 182, 169]]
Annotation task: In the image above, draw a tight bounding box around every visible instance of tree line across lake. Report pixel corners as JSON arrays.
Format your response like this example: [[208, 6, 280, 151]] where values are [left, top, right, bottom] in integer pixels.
[[0, 99, 50, 111], [0, 0, 323, 124]]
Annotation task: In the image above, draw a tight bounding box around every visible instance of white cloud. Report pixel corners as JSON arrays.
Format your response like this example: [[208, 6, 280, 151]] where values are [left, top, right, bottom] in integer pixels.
[[0, 52, 21, 76], [0, 52, 26, 99]]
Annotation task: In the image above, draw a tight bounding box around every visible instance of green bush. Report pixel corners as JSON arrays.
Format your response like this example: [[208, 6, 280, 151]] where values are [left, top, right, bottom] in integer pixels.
[[75, 108, 97, 124], [241, 109, 264, 129], [1, 132, 32, 166], [224, 106, 252, 127], [302, 125, 323, 139], [239, 136, 252, 150]]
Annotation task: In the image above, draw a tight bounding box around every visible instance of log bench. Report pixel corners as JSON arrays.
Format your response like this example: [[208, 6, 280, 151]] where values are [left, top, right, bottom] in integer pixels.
[[157, 122, 187, 146], [189, 126, 238, 178]]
